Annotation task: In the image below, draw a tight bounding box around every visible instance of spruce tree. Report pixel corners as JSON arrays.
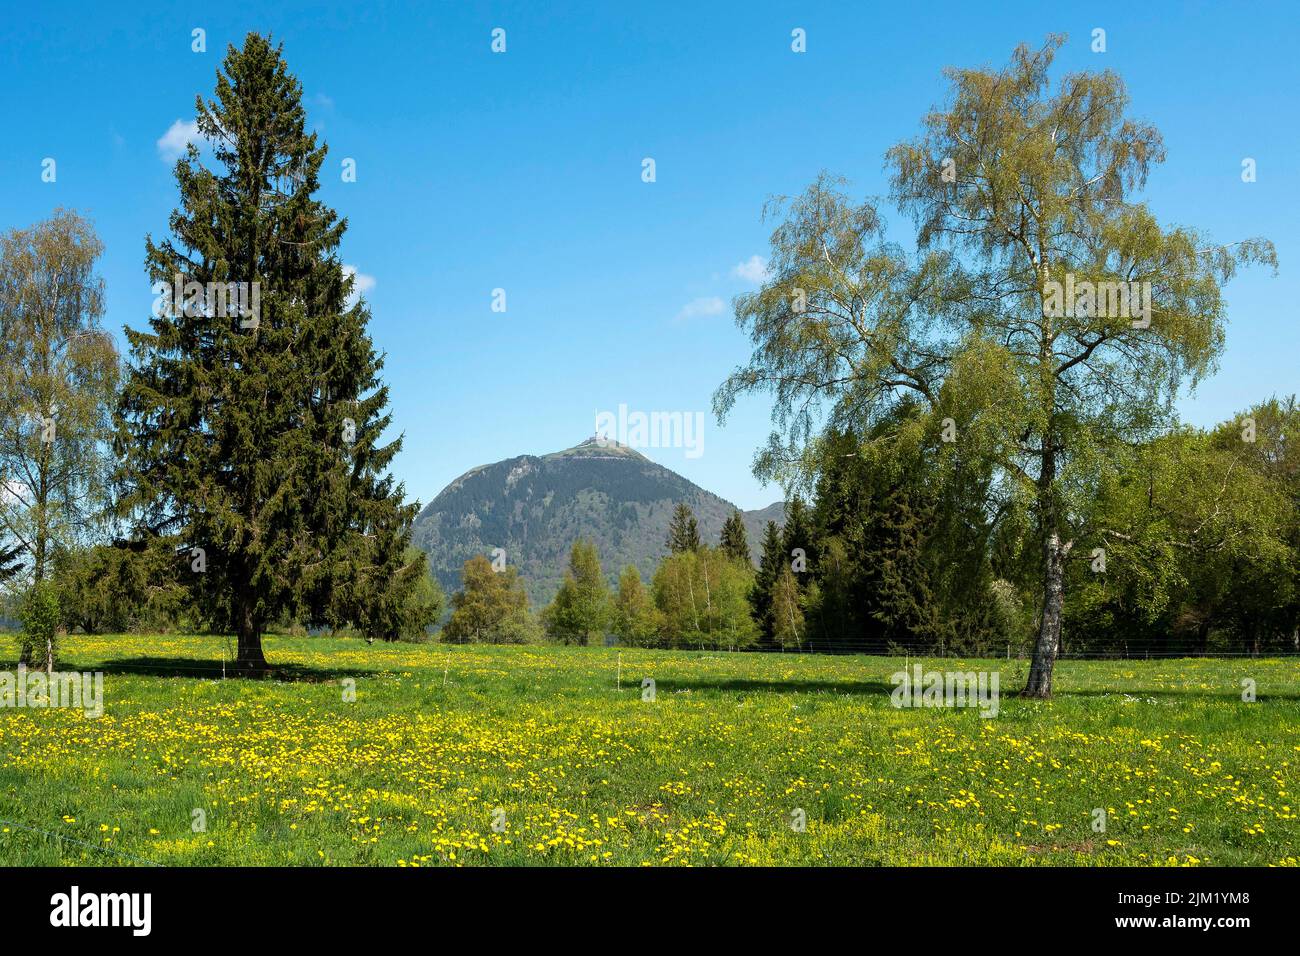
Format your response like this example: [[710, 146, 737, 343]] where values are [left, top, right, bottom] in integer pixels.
[[666, 502, 701, 554], [719, 509, 750, 563], [0, 541, 21, 586], [781, 497, 812, 584], [116, 33, 417, 673], [750, 520, 784, 647], [863, 484, 942, 652]]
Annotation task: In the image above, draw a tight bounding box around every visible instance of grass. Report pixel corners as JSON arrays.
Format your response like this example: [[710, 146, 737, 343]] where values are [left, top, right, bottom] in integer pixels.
[[0, 634, 1296, 866]]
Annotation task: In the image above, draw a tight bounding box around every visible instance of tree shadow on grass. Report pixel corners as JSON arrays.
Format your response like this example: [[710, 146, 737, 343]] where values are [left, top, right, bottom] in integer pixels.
[[651, 677, 896, 697], [1046, 686, 1300, 703], [649, 677, 1300, 703], [67, 656, 380, 683]]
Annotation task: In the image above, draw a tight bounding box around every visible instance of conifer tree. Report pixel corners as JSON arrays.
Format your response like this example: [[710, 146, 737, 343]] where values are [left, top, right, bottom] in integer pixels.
[[115, 33, 418, 673], [666, 502, 701, 554], [0, 542, 21, 586], [862, 484, 942, 652], [781, 497, 812, 585], [719, 509, 751, 563], [750, 520, 784, 647]]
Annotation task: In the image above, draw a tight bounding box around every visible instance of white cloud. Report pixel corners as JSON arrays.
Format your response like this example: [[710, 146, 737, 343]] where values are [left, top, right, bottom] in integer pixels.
[[731, 254, 770, 284], [310, 94, 335, 133], [156, 119, 200, 162], [342, 265, 376, 308], [674, 296, 725, 322]]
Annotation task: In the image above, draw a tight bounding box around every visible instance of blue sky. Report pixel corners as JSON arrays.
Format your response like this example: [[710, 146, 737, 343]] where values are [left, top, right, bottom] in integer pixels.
[[2, 1, 1296, 511]]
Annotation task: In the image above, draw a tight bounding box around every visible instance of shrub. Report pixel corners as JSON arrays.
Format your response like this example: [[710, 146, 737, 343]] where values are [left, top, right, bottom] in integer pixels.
[[19, 580, 61, 668]]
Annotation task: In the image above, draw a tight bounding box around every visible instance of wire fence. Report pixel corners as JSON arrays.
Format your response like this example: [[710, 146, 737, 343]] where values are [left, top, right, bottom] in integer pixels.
[[0, 816, 165, 867]]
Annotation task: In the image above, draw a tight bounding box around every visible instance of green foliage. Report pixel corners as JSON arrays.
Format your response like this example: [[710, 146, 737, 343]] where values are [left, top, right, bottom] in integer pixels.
[[18, 579, 61, 667], [0, 210, 119, 587], [652, 546, 757, 650], [350, 546, 444, 643], [542, 539, 611, 645], [0, 542, 21, 588], [443, 555, 535, 644], [750, 521, 784, 648], [497, 605, 543, 645], [1066, 408, 1298, 656], [770, 564, 805, 649], [781, 497, 811, 580], [53, 540, 192, 634], [798, 420, 1004, 656], [863, 485, 943, 650], [396, 550, 446, 642], [324, 543, 441, 643], [612, 565, 662, 647], [714, 37, 1276, 692]]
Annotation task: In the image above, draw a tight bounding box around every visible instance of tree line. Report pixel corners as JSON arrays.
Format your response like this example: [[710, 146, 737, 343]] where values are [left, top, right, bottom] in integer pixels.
[[436, 393, 1300, 662], [436, 504, 762, 650]]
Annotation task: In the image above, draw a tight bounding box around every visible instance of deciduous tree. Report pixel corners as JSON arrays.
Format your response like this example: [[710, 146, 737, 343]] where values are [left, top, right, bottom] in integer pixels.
[[716, 36, 1275, 695], [0, 210, 119, 665], [612, 564, 661, 647], [542, 539, 610, 645], [443, 554, 534, 644]]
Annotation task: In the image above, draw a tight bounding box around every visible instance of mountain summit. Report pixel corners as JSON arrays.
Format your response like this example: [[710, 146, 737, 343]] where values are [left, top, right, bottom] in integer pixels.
[[544, 435, 648, 460], [411, 440, 784, 605]]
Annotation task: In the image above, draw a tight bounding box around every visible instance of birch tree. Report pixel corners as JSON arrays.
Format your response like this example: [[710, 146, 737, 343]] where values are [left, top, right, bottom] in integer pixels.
[[715, 36, 1275, 695], [0, 210, 119, 665]]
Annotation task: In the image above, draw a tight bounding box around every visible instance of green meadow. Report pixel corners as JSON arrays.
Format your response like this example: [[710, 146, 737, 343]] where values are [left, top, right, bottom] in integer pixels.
[[0, 635, 1296, 866]]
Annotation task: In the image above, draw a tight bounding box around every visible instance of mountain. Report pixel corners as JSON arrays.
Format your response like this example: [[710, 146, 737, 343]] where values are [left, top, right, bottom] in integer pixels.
[[411, 437, 785, 606]]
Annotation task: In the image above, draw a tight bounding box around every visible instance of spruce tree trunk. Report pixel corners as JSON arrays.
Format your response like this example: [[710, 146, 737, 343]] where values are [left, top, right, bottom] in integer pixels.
[[1024, 528, 1068, 698], [234, 597, 268, 676]]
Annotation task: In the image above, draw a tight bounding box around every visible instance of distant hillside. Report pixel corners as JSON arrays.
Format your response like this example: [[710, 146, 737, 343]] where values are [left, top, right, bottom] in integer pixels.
[[411, 438, 785, 607]]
